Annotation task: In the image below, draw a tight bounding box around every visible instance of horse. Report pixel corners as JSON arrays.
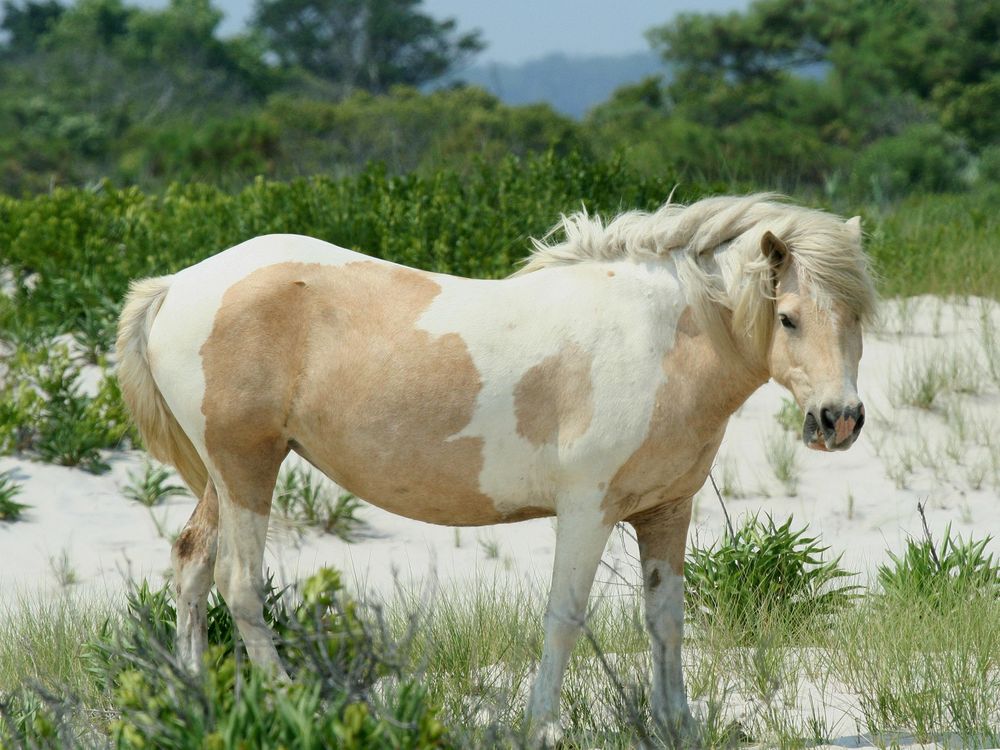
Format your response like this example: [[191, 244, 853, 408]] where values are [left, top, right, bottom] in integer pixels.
[[115, 192, 876, 742]]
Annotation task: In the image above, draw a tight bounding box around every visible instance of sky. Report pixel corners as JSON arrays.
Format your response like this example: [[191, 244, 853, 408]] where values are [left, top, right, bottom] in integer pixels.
[[206, 0, 751, 65]]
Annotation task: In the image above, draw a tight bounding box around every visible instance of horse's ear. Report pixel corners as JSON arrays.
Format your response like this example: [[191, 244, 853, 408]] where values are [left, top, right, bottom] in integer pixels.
[[760, 230, 789, 268], [846, 215, 862, 241]]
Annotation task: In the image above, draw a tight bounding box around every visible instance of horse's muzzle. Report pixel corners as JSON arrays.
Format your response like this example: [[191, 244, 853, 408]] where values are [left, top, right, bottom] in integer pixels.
[[803, 402, 864, 451]]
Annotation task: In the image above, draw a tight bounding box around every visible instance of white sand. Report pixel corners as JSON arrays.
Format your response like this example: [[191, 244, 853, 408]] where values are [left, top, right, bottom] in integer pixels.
[[1, 296, 998, 746]]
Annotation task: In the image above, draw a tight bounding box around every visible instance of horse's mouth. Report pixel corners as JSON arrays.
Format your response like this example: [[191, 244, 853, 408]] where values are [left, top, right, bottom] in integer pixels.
[[802, 411, 856, 452], [802, 412, 830, 452]]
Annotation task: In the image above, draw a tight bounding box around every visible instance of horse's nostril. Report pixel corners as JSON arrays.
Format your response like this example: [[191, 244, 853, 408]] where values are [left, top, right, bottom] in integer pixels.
[[820, 407, 836, 432], [854, 410, 865, 433]]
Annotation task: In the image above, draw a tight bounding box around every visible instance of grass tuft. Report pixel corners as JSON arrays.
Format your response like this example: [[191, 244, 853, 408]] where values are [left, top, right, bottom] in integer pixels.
[[273, 466, 366, 542], [0, 470, 28, 521], [122, 460, 189, 507]]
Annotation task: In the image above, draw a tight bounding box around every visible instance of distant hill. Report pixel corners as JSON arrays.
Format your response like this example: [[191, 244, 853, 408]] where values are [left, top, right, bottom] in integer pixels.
[[435, 51, 669, 119]]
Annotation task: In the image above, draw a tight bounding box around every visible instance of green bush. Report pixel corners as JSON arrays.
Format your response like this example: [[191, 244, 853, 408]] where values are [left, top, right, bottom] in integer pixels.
[[274, 466, 366, 542], [878, 525, 998, 603], [80, 569, 447, 750], [0, 469, 29, 521], [976, 144, 1000, 184], [0, 152, 690, 354], [122, 460, 189, 507], [0, 343, 131, 471], [685, 514, 859, 640], [851, 123, 970, 200]]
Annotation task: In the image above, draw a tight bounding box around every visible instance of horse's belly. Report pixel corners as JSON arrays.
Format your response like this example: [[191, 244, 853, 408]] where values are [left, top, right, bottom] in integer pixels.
[[291, 433, 552, 526]]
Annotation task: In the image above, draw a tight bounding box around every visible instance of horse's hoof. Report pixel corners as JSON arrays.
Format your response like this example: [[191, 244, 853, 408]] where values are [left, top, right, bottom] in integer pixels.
[[534, 720, 563, 748], [654, 708, 699, 747]]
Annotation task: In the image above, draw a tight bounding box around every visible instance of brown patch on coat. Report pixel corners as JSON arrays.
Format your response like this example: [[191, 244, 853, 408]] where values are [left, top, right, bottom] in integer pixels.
[[201, 260, 517, 525], [607, 271, 615, 277], [173, 482, 219, 563], [601, 308, 762, 526], [513, 342, 594, 447], [499, 505, 554, 522], [201, 268, 310, 513]]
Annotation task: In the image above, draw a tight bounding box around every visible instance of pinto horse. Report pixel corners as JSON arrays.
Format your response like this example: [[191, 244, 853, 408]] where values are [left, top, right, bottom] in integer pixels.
[[116, 193, 876, 740]]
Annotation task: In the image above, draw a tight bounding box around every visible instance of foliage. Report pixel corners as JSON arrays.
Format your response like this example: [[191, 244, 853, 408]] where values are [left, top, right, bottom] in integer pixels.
[[877, 525, 999, 602], [685, 514, 859, 640], [0, 343, 133, 471], [75, 570, 447, 750], [0, 468, 29, 521], [252, 0, 483, 94], [122, 460, 189, 507], [274, 465, 366, 542], [0, 0, 997, 196], [0, 152, 690, 354], [851, 123, 970, 201]]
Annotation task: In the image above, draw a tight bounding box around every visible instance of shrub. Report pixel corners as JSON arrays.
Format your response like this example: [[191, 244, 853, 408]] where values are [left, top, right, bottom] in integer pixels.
[[685, 514, 859, 640], [774, 397, 804, 434], [851, 123, 970, 200], [0, 469, 28, 521], [82, 570, 447, 749], [122, 461, 189, 507], [0, 344, 135, 469], [274, 466, 366, 542], [878, 524, 998, 602]]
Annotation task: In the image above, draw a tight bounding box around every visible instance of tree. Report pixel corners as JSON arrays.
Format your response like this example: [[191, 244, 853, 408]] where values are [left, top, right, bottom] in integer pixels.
[[1, 0, 64, 54], [646, 0, 1000, 149], [252, 0, 483, 94]]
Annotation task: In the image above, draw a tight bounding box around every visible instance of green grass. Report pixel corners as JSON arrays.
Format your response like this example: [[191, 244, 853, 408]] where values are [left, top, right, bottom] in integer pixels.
[[864, 187, 1000, 300], [774, 398, 804, 434], [764, 430, 801, 496], [1, 535, 998, 749], [273, 465, 366, 542], [121, 461, 189, 507], [0, 593, 112, 709], [0, 470, 28, 521]]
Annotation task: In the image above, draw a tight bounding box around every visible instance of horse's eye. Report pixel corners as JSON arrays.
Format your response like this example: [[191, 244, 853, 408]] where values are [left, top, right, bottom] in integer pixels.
[[779, 313, 797, 330]]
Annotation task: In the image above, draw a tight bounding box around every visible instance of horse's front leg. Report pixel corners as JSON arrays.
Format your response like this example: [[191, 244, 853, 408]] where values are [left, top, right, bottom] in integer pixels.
[[629, 497, 696, 743], [526, 505, 612, 744]]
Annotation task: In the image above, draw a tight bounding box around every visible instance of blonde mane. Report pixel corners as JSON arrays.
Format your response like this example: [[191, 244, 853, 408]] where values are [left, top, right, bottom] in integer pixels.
[[517, 193, 878, 362]]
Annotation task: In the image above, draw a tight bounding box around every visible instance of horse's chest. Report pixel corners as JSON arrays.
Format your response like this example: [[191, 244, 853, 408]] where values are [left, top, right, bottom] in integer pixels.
[[603, 422, 723, 521]]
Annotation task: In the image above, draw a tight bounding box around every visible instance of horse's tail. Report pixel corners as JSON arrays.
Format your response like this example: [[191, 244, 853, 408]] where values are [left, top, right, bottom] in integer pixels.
[[116, 276, 209, 496]]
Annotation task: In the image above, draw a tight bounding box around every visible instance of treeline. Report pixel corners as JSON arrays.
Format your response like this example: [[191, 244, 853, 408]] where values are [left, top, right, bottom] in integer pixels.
[[0, 0, 998, 199]]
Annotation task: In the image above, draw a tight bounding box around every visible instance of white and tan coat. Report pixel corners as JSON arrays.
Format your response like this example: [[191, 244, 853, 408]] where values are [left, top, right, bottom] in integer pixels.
[[116, 193, 876, 742]]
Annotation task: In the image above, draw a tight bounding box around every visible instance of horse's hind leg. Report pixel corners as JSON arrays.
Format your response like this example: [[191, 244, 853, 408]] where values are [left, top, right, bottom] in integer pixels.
[[172, 481, 219, 671], [211, 447, 288, 678]]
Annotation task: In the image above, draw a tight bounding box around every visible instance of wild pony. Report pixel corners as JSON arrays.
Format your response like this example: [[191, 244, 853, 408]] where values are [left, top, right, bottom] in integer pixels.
[[116, 193, 876, 741]]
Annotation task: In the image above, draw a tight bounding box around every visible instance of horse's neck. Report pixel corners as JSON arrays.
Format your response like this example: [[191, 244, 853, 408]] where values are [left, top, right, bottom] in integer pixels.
[[638, 256, 767, 434]]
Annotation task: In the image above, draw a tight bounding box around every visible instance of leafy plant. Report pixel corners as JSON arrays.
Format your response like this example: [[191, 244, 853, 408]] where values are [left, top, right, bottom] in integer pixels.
[[81, 569, 446, 749], [685, 514, 859, 640], [0, 470, 29, 522], [0, 343, 125, 471], [274, 466, 366, 542], [122, 461, 189, 507], [878, 523, 998, 603]]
